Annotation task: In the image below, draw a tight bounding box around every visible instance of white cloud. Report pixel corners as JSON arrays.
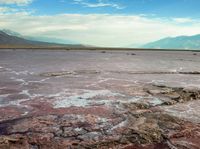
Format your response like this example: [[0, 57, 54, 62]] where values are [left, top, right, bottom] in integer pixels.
[[172, 18, 194, 23], [73, 0, 124, 9], [0, 6, 33, 15], [0, 13, 200, 47], [0, 7, 16, 13], [0, 0, 33, 5]]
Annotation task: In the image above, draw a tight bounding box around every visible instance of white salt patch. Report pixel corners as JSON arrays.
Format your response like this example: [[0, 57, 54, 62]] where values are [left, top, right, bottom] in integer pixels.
[[0, 94, 10, 98], [126, 96, 143, 103], [20, 90, 31, 97], [170, 69, 177, 73], [20, 90, 44, 99], [0, 98, 30, 107], [74, 128, 83, 132], [97, 96, 143, 107], [21, 111, 29, 116], [128, 95, 163, 107], [96, 117, 108, 123], [0, 94, 10, 106], [46, 89, 71, 98], [111, 119, 128, 130], [62, 114, 86, 122], [10, 98, 30, 106], [10, 77, 29, 85], [7, 69, 34, 76], [54, 90, 122, 108], [28, 78, 50, 83], [148, 80, 165, 84], [54, 88, 144, 109], [179, 67, 183, 71], [15, 79, 25, 82], [55, 97, 89, 108], [149, 98, 163, 106]]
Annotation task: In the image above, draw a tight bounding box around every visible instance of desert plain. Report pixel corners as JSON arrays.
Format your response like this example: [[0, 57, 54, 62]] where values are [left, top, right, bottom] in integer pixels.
[[0, 49, 200, 149]]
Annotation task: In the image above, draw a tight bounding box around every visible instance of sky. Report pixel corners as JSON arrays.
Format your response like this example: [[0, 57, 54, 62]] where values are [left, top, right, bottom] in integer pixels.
[[0, 0, 200, 47]]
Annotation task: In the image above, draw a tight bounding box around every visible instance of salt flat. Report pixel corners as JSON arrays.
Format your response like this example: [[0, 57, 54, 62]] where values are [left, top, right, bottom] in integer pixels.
[[0, 49, 200, 149]]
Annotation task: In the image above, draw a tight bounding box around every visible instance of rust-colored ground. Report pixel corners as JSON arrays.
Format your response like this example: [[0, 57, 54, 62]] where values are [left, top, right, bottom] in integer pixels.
[[0, 50, 200, 149]]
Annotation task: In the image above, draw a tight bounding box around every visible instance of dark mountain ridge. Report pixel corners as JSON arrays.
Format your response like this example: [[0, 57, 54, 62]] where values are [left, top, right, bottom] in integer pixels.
[[0, 30, 85, 48]]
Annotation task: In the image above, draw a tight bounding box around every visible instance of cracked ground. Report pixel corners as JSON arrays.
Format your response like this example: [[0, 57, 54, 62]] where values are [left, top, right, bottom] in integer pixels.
[[0, 50, 200, 149]]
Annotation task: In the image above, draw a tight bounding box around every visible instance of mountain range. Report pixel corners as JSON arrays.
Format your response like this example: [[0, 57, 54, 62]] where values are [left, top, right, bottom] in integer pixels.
[[141, 34, 200, 50], [1, 29, 200, 50], [0, 29, 85, 48]]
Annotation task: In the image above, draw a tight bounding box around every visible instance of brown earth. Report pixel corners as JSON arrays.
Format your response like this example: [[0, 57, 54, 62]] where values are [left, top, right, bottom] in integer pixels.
[[0, 84, 200, 149]]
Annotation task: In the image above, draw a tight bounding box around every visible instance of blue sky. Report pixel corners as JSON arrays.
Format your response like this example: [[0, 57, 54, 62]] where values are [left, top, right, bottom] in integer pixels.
[[30, 0, 200, 17], [0, 0, 200, 47]]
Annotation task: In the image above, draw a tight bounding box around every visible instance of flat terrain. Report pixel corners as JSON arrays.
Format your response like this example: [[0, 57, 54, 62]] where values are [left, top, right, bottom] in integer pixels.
[[0, 49, 200, 149]]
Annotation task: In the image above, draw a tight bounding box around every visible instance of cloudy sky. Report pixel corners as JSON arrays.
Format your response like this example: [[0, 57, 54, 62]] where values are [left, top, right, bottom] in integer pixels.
[[0, 0, 200, 47]]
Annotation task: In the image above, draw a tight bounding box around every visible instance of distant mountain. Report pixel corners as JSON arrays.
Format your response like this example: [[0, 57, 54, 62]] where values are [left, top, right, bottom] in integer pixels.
[[0, 31, 45, 45], [2, 29, 79, 45], [26, 36, 77, 45], [0, 30, 85, 48], [2, 29, 22, 37], [141, 34, 200, 50]]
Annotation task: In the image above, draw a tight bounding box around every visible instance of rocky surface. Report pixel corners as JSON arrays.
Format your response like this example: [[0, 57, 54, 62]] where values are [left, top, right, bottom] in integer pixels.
[[0, 50, 200, 148]]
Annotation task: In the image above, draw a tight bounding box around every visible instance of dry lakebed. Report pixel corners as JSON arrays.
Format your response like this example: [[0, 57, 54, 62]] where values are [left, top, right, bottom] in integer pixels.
[[0, 49, 200, 149]]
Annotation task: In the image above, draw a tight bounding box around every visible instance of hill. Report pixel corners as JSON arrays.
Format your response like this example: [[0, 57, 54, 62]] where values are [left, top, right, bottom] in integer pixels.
[[0, 30, 85, 48], [142, 34, 200, 50]]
